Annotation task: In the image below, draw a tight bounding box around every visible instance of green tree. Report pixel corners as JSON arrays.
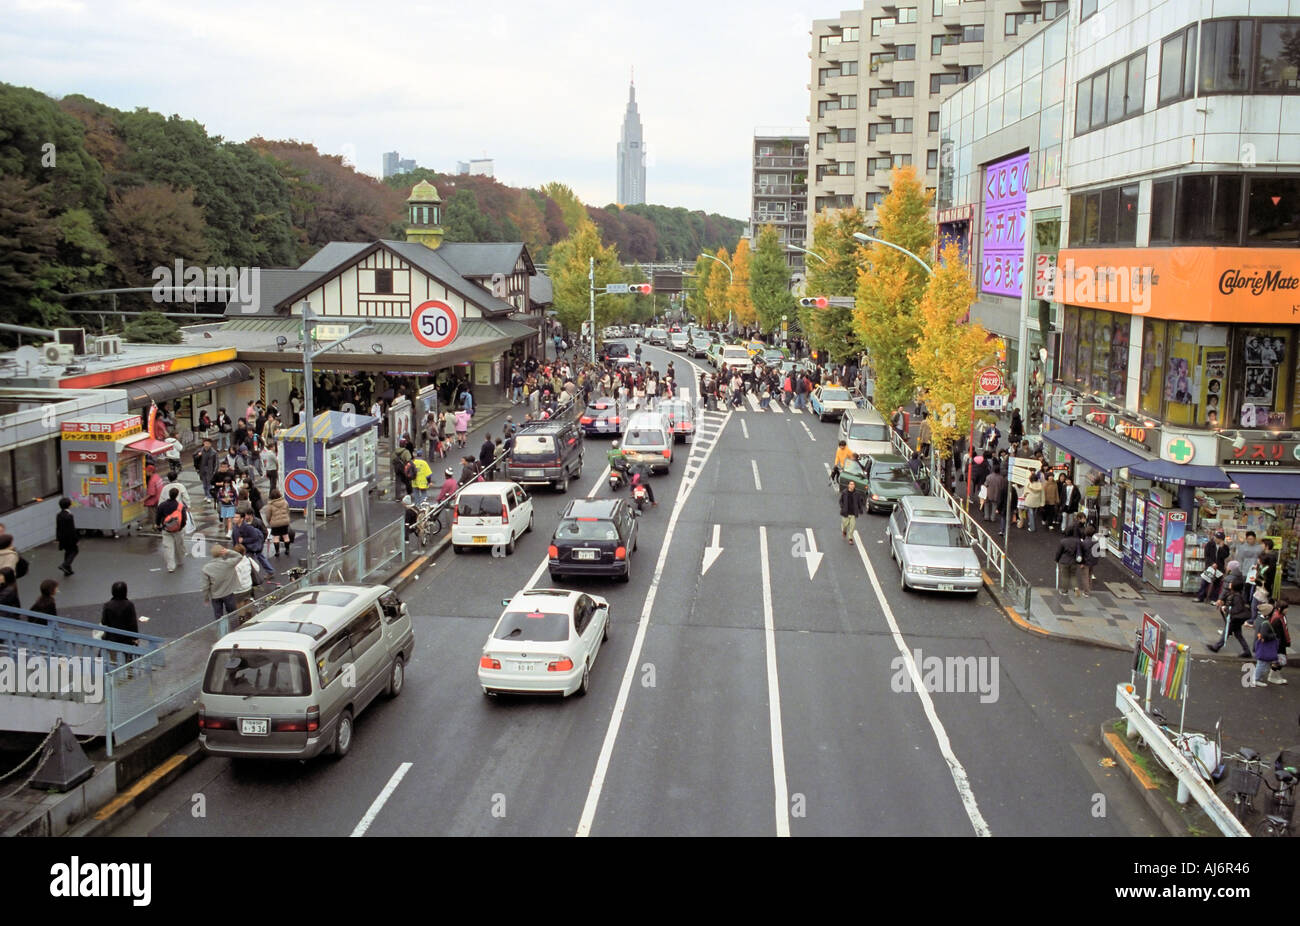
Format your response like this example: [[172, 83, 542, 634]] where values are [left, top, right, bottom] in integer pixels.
[[548, 222, 621, 335], [750, 225, 794, 335], [854, 167, 934, 413], [801, 209, 868, 362], [542, 182, 590, 232], [908, 241, 988, 463], [106, 184, 209, 284], [123, 309, 182, 344]]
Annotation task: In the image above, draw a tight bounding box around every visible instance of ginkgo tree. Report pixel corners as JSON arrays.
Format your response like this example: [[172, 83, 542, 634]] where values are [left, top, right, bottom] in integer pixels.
[[907, 240, 990, 464], [729, 237, 756, 328], [703, 246, 732, 326]]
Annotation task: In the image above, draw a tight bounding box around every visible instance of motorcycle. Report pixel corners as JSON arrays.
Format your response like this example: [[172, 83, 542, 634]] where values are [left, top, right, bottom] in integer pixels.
[[609, 467, 626, 491], [631, 482, 649, 512]]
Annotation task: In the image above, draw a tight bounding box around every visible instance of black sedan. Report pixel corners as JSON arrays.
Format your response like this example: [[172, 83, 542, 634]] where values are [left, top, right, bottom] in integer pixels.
[[839, 453, 924, 514], [690, 336, 711, 358], [579, 397, 624, 436], [548, 498, 639, 583]]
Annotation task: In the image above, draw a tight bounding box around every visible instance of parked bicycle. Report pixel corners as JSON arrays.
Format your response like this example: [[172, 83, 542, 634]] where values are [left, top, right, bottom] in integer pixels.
[[412, 501, 445, 548], [1147, 707, 1223, 783], [1223, 746, 1297, 835]]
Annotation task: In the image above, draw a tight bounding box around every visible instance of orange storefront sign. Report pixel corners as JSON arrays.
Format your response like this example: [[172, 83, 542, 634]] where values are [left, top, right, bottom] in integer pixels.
[[1054, 247, 1300, 323]]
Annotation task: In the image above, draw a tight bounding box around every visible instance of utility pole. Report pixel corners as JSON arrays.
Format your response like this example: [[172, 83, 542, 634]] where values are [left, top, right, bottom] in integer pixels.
[[589, 256, 596, 364]]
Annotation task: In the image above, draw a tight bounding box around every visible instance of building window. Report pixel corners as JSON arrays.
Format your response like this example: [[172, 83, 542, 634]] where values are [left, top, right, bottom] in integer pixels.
[[375, 269, 393, 294], [838, 127, 857, 143], [0, 439, 60, 516], [962, 24, 984, 43], [1043, 0, 1067, 20], [816, 194, 855, 211], [1068, 183, 1140, 247], [930, 72, 960, 93], [928, 111, 940, 132], [933, 0, 945, 14], [1138, 318, 1168, 419], [894, 117, 913, 133], [897, 45, 916, 61], [1074, 50, 1145, 134], [818, 100, 839, 117], [869, 88, 891, 107], [840, 60, 859, 76], [1200, 19, 1252, 94], [1080, 0, 1098, 21], [843, 26, 859, 42], [895, 81, 915, 97], [932, 33, 959, 55], [841, 95, 857, 109], [870, 51, 894, 70], [1158, 24, 1195, 104], [819, 33, 842, 53], [1256, 20, 1300, 91], [868, 122, 891, 142], [816, 131, 832, 151], [819, 67, 836, 86], [898, 8, 917, 24], [1006, 12, 1039, 37], [872, 17, 895, 37], [1150, 179, 1175, 242], [866, 192, 884, 210], [892, 153, 912, 167], [927, 149, 939, 170], [1247, 176, 1300, 243], [838, 161, 856, 175], [961, 65, 983, 81]]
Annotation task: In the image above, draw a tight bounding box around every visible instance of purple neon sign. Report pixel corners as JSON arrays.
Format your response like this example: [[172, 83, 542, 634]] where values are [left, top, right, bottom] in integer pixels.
[[980, 153, 1029, 298]]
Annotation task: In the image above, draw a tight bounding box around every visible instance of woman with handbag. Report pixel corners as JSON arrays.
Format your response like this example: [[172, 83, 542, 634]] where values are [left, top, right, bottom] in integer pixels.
[[265, 489, 294, 556], [1268, 600, 1290, 684], [1250, 603, 1281, 687], [1208, 571, 1252, 658]]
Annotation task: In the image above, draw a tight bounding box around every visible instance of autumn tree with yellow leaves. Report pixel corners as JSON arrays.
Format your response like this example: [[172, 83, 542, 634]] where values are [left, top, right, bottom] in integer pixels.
[[729, 237, 756, 327], [702, 246, 732, 326]]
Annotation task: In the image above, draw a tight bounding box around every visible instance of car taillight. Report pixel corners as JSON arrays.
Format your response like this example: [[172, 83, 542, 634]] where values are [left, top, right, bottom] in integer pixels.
[[273, 716, 310, 733], [306, 705, 320, 733], [452, 507, 459, 524], [615, 546, 627, 559], [548, 544, 558, 558], [611, 417, 620, 424], [548, 657, 574, 672], [480, 655, 501, 670], [663, 449, 671, 458], [580, 416, 594, 424], [500, 505, 509, 524]]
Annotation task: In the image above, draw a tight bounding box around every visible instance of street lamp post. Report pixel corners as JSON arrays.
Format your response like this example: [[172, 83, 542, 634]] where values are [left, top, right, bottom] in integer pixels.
[[786, 244, 827, 265], [698, 252, 734, 331]]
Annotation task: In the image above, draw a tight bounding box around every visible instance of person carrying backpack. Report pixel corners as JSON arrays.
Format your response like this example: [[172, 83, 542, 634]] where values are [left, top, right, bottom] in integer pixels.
[[394, 440, 414, 496], [154, 486, 188, 573]]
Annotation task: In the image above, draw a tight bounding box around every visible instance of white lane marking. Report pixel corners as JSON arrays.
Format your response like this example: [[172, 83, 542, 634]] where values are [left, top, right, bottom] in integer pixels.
[[759, 526, 791, 837], [803, 527, 823, 580], [702, 523, 724, 574], [746, 392, 762, 412], [800, 421, 816, 442], [576, 409, 733, 836], [350, 762, 413, 837], [751, 459, 762, 491], [851, 530, 992, 837], [822, 462, 831, 474], [740, 419, 749, 440]]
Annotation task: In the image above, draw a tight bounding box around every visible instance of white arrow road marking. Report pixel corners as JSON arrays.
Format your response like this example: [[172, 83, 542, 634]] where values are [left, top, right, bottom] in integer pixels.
[[759, 526, 791, 837], [740, 420, 749, 440], [800, 421, 816, 442], [803, 527, 823, 580], [851, 529, 992, 837], [351, 762, 413, 836], [751, 460, 762, 491], [702, 524, 724, 574]]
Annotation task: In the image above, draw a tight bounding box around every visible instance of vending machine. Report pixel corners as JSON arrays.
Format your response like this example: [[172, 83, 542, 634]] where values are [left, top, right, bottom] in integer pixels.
[[1142, 495, 1189, 591]]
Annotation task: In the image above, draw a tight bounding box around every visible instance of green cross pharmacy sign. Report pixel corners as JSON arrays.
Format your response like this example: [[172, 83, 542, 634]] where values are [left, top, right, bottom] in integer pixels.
[[1166, 437, 1195, 464]]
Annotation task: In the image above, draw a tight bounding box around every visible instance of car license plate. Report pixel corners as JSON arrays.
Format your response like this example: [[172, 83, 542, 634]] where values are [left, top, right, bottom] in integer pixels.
[[938, 584, 955, 591], [575, 550, 598, 561], [472, 535, 487, 544], [239, 718, 269, 736], [513, 661, 535, 672], [526, 469, 543, 477]]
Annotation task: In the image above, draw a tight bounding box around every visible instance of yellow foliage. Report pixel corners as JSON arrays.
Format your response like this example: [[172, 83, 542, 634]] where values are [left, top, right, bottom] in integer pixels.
[[730, 237, 756, 326]]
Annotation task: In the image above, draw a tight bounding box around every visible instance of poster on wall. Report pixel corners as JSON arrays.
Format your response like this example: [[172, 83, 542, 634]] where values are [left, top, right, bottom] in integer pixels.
[[1163, 511, 1187, 585], [980, 152, 1030, 298], [1203, 351, 1225, 427]]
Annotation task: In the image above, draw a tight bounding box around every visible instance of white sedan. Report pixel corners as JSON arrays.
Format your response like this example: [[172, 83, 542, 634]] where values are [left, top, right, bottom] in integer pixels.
[[478, 589, 610, 697], [809, 384, 861, 422]]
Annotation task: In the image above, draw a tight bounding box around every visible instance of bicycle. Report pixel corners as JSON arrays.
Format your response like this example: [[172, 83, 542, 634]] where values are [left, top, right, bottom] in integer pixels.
[[412, 501, 445, 547], [1254, 749, 1298, 837], [1147, 707, 1223, 783]]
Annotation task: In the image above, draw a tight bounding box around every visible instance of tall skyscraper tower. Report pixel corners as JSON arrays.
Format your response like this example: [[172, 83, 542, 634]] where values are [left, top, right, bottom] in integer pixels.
[[616, 80, 646, 206]]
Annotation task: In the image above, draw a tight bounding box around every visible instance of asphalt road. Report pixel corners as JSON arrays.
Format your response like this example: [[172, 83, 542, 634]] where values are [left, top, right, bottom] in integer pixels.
[[123, 342, 1194, 837]]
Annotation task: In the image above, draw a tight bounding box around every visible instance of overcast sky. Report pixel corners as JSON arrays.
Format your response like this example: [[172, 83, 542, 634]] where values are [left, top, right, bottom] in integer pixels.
[[1, 0, 841, 219]]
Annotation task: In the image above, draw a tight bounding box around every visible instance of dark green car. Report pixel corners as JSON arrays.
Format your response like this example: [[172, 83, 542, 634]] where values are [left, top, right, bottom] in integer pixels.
[[838, 453, 922, 514]]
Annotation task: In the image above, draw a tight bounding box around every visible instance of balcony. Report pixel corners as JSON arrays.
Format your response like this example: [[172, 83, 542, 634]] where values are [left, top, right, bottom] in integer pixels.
[[754, 155, 809, 169], [754, 184, 809, 197]]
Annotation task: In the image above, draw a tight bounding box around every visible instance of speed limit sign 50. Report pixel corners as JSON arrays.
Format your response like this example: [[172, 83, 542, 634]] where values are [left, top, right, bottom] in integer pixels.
[[411, 300, 459, 349]]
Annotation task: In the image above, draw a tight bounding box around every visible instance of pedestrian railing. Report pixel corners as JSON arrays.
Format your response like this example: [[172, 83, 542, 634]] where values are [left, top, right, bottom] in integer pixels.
[[0, 607, 163, 702], [103, 515, 410, 756]]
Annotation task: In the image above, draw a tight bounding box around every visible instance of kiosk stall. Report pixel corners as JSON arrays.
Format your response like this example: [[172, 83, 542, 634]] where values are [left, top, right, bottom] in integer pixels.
[[277, 410, 379, 515], [61, 414, 172, 535]]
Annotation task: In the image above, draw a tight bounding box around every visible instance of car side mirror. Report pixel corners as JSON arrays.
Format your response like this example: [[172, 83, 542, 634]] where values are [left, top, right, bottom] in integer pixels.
[[502, 598, 511, 607]]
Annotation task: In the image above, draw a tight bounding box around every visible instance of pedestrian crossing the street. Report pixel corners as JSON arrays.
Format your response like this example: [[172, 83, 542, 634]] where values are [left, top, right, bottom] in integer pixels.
[[709, 392, 815, 415]]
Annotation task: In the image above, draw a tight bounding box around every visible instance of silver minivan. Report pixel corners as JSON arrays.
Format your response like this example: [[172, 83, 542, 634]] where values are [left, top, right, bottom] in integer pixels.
[[886, 497, 983, 594], [199, 585, 414, 760], [838, 407, 894, 459]]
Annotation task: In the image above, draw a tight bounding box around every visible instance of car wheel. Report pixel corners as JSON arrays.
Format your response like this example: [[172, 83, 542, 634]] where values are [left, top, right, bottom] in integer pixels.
[[331, 710, 353, 759], [452, 544, 462, 554], [576, 660, 591, 696], [386, 657, 405, 698], [506, 534, 516, 555], [549, 570, 562, 582], [899, 570, 911, 593], [603, 613, 610, 641], [525, 512, 534, 534], [556, 476, 569, 493]]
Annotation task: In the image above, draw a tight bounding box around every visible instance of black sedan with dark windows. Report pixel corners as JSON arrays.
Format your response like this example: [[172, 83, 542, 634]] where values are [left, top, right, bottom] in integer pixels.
[[548, 498, 639, 583], [579, 397, 625, 436]]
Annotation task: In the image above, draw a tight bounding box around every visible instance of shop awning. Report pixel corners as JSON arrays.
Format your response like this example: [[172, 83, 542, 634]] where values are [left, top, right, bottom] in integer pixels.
[[126, 435, 172, 455], [1225, 470, 1300, 504], [1129, 459, 1233, 487], [1040, 425, 1146, 472], [124, 362, 252, 407]]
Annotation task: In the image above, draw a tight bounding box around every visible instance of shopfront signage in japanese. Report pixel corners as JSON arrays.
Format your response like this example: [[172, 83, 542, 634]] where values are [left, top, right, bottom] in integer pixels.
[[1033, 253, 1057, 300], [61, 417, 143, 442], [1081, 408, 1157, 452], [58, 348, 237, 389], [1220, 438, 1300, 467], [980, 153, 1029, 299]]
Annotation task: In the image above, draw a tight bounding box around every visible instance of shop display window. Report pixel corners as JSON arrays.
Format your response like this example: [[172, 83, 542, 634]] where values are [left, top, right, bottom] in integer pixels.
[[1235, 327, 1291, 429], [1139, 319, 1167, 418], [1163, 322, 1230, 428]]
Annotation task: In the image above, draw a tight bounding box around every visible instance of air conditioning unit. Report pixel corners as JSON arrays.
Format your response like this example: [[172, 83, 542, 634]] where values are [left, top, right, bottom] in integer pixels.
[[55, 327, 87, 355], [43, 343, 74, 365], [95, 335, 123, 356]]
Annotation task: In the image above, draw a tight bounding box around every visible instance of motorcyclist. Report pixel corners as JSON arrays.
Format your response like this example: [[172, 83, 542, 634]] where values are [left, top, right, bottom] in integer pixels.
[[628, 462, 656, 507]]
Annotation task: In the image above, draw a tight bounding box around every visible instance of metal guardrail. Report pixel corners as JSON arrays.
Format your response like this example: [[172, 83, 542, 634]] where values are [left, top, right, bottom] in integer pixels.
[[0, 608, 163, 701], [103, 515, 409, 756], [1114, 683, 1249, 836]]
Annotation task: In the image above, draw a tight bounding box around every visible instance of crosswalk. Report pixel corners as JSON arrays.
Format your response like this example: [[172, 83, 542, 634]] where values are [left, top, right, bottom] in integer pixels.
[[704, 392, 824, 415]]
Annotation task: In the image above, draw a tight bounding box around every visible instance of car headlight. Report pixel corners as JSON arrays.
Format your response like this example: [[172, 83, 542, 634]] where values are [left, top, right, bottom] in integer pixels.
[[964, 567, 981, 578], [907, 564, 928, 575], [870, 494, 882, 501]]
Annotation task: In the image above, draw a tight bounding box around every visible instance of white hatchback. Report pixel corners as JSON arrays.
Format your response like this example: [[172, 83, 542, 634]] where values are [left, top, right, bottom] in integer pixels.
[[478, 588, 611, 697], [451, 482, 534, 555]]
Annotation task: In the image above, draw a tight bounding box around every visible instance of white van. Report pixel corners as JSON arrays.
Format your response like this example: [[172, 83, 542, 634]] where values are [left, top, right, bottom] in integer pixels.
[[621, 411, 673, 473], [199, 585, 414, 760], [451, 481, 534, 555], [838, 407, 894, 459]]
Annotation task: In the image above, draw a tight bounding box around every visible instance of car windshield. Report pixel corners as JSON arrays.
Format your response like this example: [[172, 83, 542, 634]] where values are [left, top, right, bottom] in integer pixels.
[[556, 518, 620, 541], [821, 388, 851, 402], [849, 423, 888, 441], [693, 339, 710, 347], [458, 495, 504, 517], [494, 610, 570, 643], [203, 649, 311, 697], [871, 463, 913, 483], [723, 347, 749, 358], [623, 428, 663, 447], [906, 522, 967, 547]]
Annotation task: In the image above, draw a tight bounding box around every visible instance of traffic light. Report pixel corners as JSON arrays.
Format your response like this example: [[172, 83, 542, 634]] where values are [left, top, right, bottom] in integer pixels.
[[629, 283, 652, 295], [799, 297, 828, 308]]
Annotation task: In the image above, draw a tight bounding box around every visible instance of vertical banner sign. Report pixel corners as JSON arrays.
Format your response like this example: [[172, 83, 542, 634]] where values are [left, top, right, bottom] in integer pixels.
[[981, 153, 1029, 298]]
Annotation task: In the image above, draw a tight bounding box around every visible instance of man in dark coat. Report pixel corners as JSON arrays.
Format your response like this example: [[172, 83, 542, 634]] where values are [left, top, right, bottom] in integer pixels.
[[101, 581, 139, 648], [197, 437, 219, 505], [55, 496, 78, 576], [839, 480, 866, 545]]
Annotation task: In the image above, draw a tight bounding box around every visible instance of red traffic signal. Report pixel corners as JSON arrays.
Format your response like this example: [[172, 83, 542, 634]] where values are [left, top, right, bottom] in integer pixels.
[[629, 283, 652, 294], [799, 297, 828, 308]]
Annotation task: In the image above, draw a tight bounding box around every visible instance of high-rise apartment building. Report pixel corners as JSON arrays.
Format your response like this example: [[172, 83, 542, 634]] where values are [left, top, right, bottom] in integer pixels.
[[617, 81, 646, 205], [457, 158, 495, 177], [383, 151, 418, 178], [807, 0, 1065, 237], [752, 129, 810, 274]]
